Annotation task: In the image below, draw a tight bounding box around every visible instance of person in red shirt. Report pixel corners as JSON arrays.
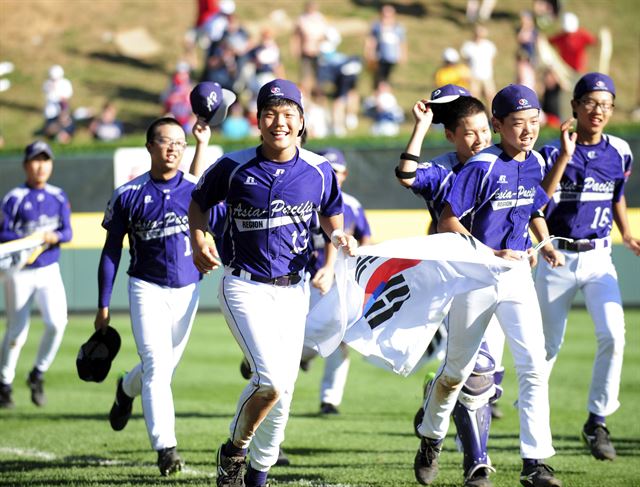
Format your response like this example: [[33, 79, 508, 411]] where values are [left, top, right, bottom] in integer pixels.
[[548, 12, 596, 73]]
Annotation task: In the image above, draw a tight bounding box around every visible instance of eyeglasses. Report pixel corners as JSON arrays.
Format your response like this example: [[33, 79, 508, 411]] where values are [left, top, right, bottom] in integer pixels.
[[154, 137, 188, 150], [578, 99, 614, 113]]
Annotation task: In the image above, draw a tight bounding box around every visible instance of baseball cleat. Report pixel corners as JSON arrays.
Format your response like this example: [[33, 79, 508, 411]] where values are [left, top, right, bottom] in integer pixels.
[[109, 376, 133, 431], [519, 463, 562, 487], [582, 423, 616, 460], [0, 383, 14, 409], [239, 358, 251, 380], [464, 466, 493, 487], [414, 437, 441, 485], [275, 446, 290, 466], [319, 402, 339, 415], [216, 443, 246, 487], [157, 446, 183, 476], [26, 369, 46, 407]]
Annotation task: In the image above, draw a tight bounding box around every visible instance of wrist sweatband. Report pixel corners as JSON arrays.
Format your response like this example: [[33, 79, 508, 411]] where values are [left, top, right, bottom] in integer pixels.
[[530, 209, 545, 220], [395, 166, 417, 179], [400, 152, 420, 162]]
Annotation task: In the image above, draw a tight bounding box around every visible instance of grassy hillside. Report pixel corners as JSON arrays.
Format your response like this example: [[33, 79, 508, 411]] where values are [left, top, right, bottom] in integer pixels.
[[0, 0, 639, 150]]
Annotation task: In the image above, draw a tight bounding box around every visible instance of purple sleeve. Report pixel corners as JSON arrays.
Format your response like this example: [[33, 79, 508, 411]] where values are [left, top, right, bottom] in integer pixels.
[[446, 163, 487, 218], [319, 165, 343, 217], [97, 231, 123, 308], [191, 157, 235, 212], [539, 143, 559, 176], [411, 164, 448, 199], [0, 196, 20, 242], [533, 186, 550, 212], [56, 192, 73, 243]]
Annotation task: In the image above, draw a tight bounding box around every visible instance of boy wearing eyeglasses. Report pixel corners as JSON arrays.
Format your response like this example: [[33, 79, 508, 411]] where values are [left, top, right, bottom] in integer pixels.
[[535, 72, 639, 462]]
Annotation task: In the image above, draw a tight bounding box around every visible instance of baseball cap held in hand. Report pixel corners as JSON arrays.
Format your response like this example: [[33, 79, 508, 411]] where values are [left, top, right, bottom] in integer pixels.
[[491, 84, 540, 118], [427, 84, 471, 104], [190, 82, 237, 126], [76, 326, 121, 383]]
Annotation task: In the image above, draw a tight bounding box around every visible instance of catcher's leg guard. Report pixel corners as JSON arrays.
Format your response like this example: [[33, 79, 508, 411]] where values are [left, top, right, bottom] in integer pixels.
[[452, 343, 496, 476]]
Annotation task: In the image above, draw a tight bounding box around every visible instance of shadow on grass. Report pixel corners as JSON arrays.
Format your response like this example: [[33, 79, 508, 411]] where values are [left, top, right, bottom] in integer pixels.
[[351, 0, 428, 18], [87, 51, 165, 72], [0, 98, 43, 114]]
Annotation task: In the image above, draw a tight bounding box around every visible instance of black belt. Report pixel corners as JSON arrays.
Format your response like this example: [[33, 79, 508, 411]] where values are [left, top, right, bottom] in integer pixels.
[[230, 268, 302, 287], [557, 239, 602, 252]]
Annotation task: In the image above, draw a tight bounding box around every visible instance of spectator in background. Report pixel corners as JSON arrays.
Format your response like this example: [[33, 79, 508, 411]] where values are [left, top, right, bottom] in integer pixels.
[[161, 63, 196, 132], [199, 0, 236, 77], [365, 81, 404, 137], [89, 102, 124, 142], [516, 49, 536, 91], [548, 12, 596, 73], [247, 27, 285, 98], [465, 0, 496, 23], [461, 24, 497, 103], [43, 107, 75, 144], [434, 48, 471, 90], [541, 67, 564, 128], [202, 36, 238, 91], [532, 0, 560, 29], [517, 10, 538, 64], [222, 14, 251, 93], [42, 65, 73, 127], [221, 102, 251, 140], [291, 1, 329, 97], [305, 87, 331, 139], [364, 4, 407, 89]]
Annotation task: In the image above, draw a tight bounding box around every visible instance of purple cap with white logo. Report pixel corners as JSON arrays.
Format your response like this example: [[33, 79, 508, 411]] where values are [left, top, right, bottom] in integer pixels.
[[257, 79, 304, 115], [491, 84, 540, 118], [573, 72, 616, 100], [190, 82, 237, 126], [318, 147, 347, 172], [427, 84, 471, 104], [24, 140, 54, 162]]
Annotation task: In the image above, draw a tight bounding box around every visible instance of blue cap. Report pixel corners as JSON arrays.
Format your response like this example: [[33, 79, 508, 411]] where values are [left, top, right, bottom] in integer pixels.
[[24, 140, 53, 162], [190, 82, 237, 126], [491, 84, 540, 118], [318, 148, 347, 172], [573, 72, 616, 100], [257, 79, 304, 114], [428, 84, 471, 104]]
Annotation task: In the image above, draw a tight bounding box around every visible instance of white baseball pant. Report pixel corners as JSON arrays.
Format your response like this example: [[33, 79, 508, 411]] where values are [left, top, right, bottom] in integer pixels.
[[122, 277, 199, 451], [535, 246, 625, 417], [419, 261, 555, 460], [219, 269, 308, 471], [0, 263, 67, 384]]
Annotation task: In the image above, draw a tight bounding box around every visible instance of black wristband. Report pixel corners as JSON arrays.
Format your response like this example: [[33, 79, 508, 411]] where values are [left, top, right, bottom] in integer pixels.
[[395, 166, 417, 179], [530, 209, 545, 220], [400, 152, 420, 162]]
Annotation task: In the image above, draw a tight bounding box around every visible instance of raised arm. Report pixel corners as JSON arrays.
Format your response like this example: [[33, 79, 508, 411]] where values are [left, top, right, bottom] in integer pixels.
[[190, 118, 212, 177], [396, 100, 433, 187], [541, 118, 576, 198]]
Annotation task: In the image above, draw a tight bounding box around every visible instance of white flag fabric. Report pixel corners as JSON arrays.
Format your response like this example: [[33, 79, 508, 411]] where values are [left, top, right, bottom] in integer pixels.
[[304, 233, 516, 376], [0, 233, 46, 278]]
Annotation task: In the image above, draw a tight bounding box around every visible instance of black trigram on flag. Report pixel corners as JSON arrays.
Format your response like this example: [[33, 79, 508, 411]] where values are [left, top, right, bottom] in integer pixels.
[[363, 274, 411, 330]]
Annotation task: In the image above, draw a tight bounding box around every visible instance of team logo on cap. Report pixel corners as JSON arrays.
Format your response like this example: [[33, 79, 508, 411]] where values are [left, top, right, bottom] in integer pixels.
[[205, 90, 218, 110], [595, 80, 605, 89], [270, 86, 282, 95], [433, 89, 442, 97], [518, 98, 530, 106]]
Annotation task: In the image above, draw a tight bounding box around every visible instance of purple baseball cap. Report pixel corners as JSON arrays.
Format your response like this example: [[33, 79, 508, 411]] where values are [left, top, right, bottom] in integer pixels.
[[573, 72, 616, 100], [491, 84, 540, 118], [24, 140, 54, 162], [318, 147, 347, 172], [190, 82, 237, 126], [427, 84, 471, 104], [257, 79, 304, 115]]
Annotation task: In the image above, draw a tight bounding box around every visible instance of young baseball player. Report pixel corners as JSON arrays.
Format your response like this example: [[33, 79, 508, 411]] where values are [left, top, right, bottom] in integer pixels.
[[189, 78, 357, 487], [535, 72, 639, 461], [95, 115, 223, 476], [415, 85, 563, 487], [0, 141, 72, 409], [397, 85, 507, 486], [302, 147, 371, 416]]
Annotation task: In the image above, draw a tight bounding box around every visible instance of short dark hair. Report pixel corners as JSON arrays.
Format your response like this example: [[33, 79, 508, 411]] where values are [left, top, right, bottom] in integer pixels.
[[257, 98, 303, 120], [432, 96, 487, 132], [145, 117, 184, 144]]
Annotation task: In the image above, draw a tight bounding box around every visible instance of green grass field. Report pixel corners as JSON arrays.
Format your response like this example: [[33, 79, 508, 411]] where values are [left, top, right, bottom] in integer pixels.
[[0, 309, 638, 486]]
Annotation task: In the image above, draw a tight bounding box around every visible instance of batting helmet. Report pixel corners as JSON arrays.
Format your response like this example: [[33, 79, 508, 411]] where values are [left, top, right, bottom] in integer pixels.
[[76, 326, 121, 383]]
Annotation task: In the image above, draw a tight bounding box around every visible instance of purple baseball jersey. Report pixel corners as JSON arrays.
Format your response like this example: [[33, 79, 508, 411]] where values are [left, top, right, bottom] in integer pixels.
[[410, 151, 463, 225], [540, 134, 633, 240], [0, 184, 72, 268], [99, 171, 201, 307], [191, 146, 343, 278], [446, 145, 549, 251], [307, 191, 371, 275]]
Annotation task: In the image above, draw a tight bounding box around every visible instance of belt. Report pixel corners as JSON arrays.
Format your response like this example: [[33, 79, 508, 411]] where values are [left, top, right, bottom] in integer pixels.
[[557, 237, 611, 252], [230, 268, 302, 287]]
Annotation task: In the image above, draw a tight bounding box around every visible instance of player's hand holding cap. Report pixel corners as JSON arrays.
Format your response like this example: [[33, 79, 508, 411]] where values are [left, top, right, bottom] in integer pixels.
[[190, 81, 237, 126], [76, 326, 121, 383]]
